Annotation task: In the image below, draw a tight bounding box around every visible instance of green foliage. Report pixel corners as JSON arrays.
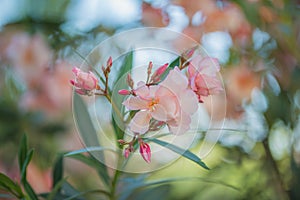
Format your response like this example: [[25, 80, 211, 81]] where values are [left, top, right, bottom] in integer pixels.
[[112, 51, 134, 141], [0, 173, 24, 199], [148, 138, 209, 170]]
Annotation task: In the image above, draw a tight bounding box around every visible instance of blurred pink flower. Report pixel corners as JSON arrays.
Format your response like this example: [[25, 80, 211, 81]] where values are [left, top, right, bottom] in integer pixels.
[[123, 67, 198, 135], [188, 56, 223, 102], [139, 141, 151, 163], [141, 2, 169, 27], [19, 61, 73, 118], [6, 33, 51, 86], [70, 67, 99, 95]]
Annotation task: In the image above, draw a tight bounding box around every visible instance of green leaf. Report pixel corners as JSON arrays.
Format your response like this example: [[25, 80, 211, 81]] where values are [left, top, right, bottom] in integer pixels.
[[63, 189, 110, 200], [47, 178, 67, 200], [72, 93, 110, 185], [0, 173, 24, 198], [73, 93, 101, 149], [18, 134, 28, 173], [148, 138, 209, 170], [159, 56, 180, 81], [64, 153, 111, 187], [52, 155, 64, 188], [112, 50, 134, 140], [119, 176, 239, 200], [23, 180, 38, 200], [20, 149, 34, 182], [64, 146, 116, 157]]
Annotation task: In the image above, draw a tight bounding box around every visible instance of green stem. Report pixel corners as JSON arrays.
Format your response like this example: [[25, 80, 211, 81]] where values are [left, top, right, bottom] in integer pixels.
[[110, 169, 121, 200]]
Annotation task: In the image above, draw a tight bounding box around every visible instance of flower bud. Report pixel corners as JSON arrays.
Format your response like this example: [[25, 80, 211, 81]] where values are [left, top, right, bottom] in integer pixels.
[[118, 89, 131, 95], [107, 56, 112, 68], [126, 73, 134, 89], [124, 147, 131, 158], [139, 141, 151, 163], [70, 67, 99, 95], [150, 63, 168, 83]]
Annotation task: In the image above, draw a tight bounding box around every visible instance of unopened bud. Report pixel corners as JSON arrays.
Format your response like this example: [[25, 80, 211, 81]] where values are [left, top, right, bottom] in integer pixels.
[[126, 73, 134, 89], [118, 89, 131, 95], [139, 141, 151, 163], [107, 56, 112, 68]]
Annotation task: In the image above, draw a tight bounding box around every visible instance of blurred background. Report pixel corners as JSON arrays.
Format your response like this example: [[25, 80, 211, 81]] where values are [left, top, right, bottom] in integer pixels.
[[0, 0, 300, 199]]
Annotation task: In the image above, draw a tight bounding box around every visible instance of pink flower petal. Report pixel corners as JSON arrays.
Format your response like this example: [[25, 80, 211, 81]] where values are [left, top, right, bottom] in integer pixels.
[[129, 111, 151, 134], [135, 81, 150, 98], [123, 96, 149, 110], [179, 90, 198, 114], [160, 67, 188, 93], [151, 103, 167, 122]]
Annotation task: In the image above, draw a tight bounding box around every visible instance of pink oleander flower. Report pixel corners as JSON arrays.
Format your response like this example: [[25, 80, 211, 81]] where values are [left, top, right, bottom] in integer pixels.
[[123, 67, 198, 135], [139, 141, 151, 163], [188, 56, 223, 102], [70, 67, 99, 95]]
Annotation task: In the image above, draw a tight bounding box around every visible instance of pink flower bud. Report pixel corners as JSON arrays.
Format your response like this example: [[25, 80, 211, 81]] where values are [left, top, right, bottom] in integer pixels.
[[107, 56, 112, 68], [126, 73, 134, 89], [147, 61, 153, 75], [139, 142, 151, 163], [70, 67, 99, 95], [150, 63, 168, 83], [124, 148, 131, 159], [155, 63, 168, 76], [118, 89, 131, 95]]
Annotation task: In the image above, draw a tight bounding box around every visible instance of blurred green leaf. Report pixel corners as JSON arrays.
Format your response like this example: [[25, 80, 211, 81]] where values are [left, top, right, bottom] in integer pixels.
[[52, 155, 64, 188], [64, 146, 116, 157], [23, 180, 38, 200], [73, 93, 100, 148], [126, 185, 171, 200], [119, 176, 238, 200], [73, 92, 110, 185], [47, 178, 67, 200], [64, 153, 111, 187], [20, 149, 34, 182], [63, 189, 111, 200], [0, 173, 24, 199], [148, 138, 209, 170], [18, 134, 28, 173]]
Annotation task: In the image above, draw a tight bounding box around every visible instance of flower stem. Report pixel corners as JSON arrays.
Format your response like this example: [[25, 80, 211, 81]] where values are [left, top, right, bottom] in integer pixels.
[[109, 167, 121, 200]]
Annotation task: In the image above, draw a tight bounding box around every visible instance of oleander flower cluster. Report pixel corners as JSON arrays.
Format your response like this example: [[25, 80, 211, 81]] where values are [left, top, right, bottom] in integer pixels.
[[70, 52, 223, 163]]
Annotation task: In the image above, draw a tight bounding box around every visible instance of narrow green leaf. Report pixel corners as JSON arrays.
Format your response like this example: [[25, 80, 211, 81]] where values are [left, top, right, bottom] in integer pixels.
[[65, 154, 111, 187], [148, 138, 209, 170], [64, 147, 116, 157], [73, 93, 100, 149], [119, 176, 239, 200], [47, 178, 67, 200], [23, 180, 38, 200], [116, 50, 133, 81], [52, 155, 63, 188], [63, 189, 111, 200], [112, 50, 134, 140], [160, 56, 180, 81], [0, 173, 24, 198], [72, 93, 110, 185], [20, 149, 34, 183], [18, 134, 28, 173]]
